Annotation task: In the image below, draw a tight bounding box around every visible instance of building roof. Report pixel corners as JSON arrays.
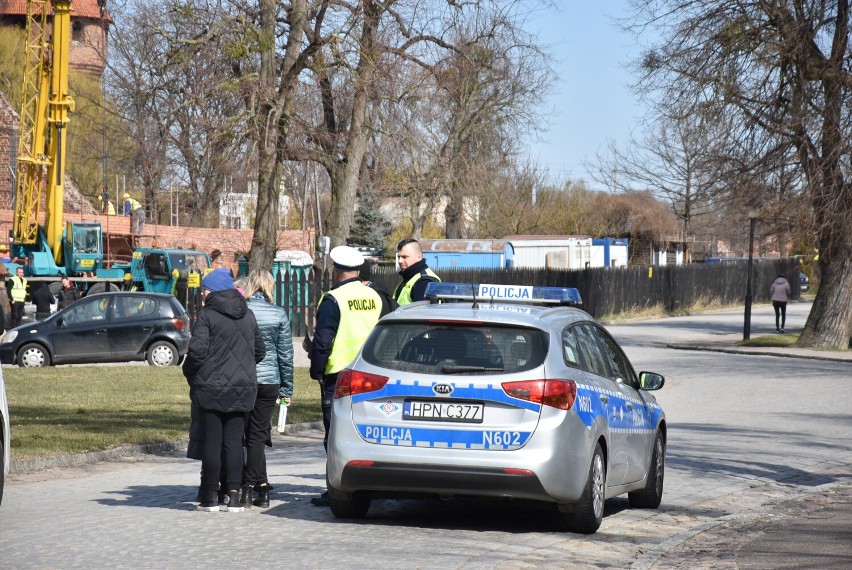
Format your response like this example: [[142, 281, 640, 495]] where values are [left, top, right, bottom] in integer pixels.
[[0, 0, 111, 21]]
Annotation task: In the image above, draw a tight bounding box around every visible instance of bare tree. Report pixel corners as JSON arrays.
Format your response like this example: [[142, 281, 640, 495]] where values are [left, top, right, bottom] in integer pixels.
[[628, 0, 852, 348], [591, 110, 723, 256], [107, 0, 253, 225]]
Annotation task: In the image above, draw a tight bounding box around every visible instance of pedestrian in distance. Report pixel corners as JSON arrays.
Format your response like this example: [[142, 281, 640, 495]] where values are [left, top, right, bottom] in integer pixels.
[[239, 269, 294, 509], [770, 273, 792, 333], [9, 267, 28, 328], [31, 283, 54, 321], [182, 268, 265, 512], [393, 238, 440, 306], [308, 246, 386, 506], [0, 263, 10, 332], [57, 276, 80, 310]]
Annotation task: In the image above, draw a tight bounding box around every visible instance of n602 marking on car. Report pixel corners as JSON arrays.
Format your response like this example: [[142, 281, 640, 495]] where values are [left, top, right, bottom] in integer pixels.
[[482, 431, 521, 446]]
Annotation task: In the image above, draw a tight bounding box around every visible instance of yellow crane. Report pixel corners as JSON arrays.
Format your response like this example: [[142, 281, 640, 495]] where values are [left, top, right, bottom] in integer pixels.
[[14, 0, 74, 264]]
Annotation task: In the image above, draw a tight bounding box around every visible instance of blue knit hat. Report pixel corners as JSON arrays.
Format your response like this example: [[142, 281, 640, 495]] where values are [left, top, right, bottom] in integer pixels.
[[202, 268, 234, 292]]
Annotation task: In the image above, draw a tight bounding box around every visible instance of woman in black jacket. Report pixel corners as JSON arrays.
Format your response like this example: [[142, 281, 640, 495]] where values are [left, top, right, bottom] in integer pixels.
[[182, 269, 265, 512]]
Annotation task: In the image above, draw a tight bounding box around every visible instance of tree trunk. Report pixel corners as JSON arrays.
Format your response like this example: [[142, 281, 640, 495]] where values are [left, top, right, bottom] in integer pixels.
[[324, 2, 378, 247], [796, 9, 852, 348], [249, 0, 282, 271]]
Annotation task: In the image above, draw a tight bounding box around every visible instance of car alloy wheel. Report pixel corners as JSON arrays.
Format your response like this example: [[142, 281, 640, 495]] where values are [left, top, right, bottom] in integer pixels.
[[17, 344, 49, 368], [147, 341, 177, 366]]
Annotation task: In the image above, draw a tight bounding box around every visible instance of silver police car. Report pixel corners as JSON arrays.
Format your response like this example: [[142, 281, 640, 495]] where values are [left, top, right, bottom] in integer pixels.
[[326, 282, 666, 533]]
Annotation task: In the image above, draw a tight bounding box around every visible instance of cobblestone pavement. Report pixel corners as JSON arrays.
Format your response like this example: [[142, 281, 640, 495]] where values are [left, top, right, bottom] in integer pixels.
[[3, 302, 850, 568], [3, 427, 850, 569]]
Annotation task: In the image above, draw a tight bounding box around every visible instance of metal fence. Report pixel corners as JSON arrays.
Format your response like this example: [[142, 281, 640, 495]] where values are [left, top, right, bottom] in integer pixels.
[[187, 257, 800, 334]]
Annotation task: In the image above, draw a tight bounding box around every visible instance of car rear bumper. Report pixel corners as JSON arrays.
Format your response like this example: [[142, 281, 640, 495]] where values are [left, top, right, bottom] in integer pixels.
[[327, 400, 596, 504], [336, 461, 552, 502]]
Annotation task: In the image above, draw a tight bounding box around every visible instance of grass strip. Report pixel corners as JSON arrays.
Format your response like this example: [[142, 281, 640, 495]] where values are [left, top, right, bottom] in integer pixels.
[[5, 366, 321, 459]]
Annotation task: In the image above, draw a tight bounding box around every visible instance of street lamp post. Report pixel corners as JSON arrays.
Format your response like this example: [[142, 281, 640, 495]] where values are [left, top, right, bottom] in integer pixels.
[[743, 215, 757, 341]]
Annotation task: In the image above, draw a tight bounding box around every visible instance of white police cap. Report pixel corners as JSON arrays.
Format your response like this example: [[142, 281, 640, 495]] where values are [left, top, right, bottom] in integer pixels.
[[329, 246, 365, 270]]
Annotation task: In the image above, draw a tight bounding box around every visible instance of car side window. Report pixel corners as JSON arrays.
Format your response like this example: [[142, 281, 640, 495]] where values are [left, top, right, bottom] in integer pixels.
[[561, 327, 582, 368], [574, 324, 612, 379], [115, 296, 157, 320], [64, 297, 108, 324], [590, 324, 638, 387]]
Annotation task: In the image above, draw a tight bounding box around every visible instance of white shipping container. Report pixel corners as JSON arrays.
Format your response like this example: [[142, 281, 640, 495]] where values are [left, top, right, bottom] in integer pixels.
[[508, 237, 592, 269]]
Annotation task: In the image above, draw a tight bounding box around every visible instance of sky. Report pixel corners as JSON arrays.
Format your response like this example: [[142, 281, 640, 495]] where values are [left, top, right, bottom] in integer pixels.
[[523, 2, 648, 186]]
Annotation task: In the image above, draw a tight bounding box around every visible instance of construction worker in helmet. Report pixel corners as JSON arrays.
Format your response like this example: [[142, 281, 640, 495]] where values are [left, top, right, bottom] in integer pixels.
[[123, 192, 145, 235], [97, 194, 116, 215]]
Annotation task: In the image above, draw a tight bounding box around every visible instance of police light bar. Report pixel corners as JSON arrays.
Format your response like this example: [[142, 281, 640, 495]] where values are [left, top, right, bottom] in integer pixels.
[[424, 282, 582, 306]]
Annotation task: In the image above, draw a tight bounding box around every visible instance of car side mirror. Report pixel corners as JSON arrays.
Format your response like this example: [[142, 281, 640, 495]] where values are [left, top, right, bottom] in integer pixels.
[[639, 371, 665, 391], [55, 316, 64, 327]]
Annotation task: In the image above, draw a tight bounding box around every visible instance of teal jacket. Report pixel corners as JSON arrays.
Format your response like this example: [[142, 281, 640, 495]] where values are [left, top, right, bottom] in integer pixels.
[[247, 294, 294, 398]]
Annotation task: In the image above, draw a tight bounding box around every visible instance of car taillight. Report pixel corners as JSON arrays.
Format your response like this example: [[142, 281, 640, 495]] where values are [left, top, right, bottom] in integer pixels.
[[501, 379, 577, 410], [171, 317, 187, 331], [334, 369, 389, 399]]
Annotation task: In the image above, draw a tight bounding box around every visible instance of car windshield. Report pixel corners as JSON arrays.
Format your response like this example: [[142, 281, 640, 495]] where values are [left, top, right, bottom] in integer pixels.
[[168, 252, 209, 272], [362, 321, 548, 375]]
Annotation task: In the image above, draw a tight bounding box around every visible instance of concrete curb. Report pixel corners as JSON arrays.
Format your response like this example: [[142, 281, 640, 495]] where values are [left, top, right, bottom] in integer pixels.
[[10, 420, 324, 475], [667, 343, 852, 362]]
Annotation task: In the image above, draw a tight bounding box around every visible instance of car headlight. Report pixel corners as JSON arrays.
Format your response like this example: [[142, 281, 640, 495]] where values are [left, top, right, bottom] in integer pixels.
[[2, 330, 18, 344]]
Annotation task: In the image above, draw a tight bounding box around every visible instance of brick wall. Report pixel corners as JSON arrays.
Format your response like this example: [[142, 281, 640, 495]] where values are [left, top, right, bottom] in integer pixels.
[[0, 208, 316, 274], [0, 93, 17, 204]]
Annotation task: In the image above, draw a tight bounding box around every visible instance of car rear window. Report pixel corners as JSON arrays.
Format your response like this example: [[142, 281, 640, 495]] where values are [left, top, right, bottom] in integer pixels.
[[362, 322, 548, 375]]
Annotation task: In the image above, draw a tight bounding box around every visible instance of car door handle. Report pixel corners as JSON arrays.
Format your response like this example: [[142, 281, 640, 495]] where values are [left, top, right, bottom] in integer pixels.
[[95, 329, 107, 334]]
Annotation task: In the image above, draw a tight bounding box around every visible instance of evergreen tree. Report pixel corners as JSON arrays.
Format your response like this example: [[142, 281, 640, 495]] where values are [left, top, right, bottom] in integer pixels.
[[349, 188, 391, 252]]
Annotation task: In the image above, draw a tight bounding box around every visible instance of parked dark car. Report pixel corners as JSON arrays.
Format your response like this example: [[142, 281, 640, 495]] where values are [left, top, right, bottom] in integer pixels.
[[799, 271, 810, 292], [0, 292, 190, 368]]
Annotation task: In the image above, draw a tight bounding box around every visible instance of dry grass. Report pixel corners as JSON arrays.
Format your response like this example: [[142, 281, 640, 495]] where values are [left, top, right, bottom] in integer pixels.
[[4, 366, 320, 459]]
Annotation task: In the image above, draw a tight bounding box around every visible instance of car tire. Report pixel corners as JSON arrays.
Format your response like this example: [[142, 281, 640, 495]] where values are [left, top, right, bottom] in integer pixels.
[[17, 343, 51, 368], [629, 429, 665, 509], [561, 442, 605, 534], [328, 486, 371, 519], [86, 282, 120, 296], [147, 341, 178, 366]]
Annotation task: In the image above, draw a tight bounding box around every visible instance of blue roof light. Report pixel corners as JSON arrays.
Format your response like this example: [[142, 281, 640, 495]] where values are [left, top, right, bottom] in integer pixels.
[[424, 282, 582, 306]]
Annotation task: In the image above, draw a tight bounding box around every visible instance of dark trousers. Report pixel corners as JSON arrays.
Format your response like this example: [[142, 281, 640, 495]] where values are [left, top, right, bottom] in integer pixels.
[[243, 384, 279, 486], [321, 373, 339, 451], [773, 301, 788, 330], [11, 301, 25, 328], [200, 409, 245, 493]]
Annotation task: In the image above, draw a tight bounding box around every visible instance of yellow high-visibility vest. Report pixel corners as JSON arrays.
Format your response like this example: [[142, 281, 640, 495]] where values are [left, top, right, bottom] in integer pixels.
[[394, 268, 440, 306], [323, 281, 382, 375], [10, 275, 27, 303]]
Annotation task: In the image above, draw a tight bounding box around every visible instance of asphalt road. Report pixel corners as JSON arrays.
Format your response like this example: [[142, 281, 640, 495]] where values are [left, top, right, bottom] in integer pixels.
[[1, 301, 850, 568]]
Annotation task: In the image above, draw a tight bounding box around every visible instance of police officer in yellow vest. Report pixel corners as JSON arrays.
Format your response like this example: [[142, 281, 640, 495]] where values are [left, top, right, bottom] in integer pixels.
[[9, 266, 29, 328], [393, 238, 440, 305], [308, 245, 389, 506]]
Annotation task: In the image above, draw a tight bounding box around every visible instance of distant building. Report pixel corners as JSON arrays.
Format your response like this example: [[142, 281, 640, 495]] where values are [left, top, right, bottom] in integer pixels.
[[219, 180, 290, 230], [0, 1, 113, 205], [0, 0, 112, 76]]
